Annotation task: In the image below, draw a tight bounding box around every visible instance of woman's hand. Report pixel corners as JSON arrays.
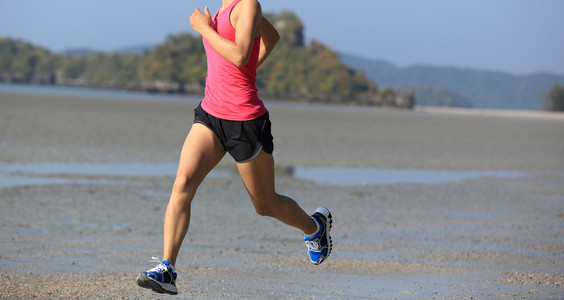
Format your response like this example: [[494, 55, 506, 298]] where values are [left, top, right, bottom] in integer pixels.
[[190, 0, 261, 68], [190, 6, 212, 35]]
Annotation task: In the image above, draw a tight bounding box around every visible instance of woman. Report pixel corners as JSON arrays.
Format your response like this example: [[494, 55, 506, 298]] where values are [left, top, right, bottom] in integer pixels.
[[136, 0, 332, 295]]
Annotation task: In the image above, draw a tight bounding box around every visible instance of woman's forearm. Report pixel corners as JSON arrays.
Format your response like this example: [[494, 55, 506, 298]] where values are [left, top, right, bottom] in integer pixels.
[[200, 25, 251, 67], [258, 17, 280, 67]]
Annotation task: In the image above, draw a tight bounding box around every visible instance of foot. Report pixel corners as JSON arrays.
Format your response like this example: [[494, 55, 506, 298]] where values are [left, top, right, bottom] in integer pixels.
[[136, 260, 178, 295], [304, 207, 333, 265]]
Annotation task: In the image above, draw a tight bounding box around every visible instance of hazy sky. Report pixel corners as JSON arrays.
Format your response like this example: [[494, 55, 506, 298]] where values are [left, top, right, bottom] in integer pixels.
[[1, 0, 563, 75]]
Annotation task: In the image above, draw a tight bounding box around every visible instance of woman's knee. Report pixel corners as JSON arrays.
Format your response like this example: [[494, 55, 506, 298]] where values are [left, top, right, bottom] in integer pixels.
[[172, 175, 200, 196], [254, 204, 275, 217], [251, 194, 279, 217]]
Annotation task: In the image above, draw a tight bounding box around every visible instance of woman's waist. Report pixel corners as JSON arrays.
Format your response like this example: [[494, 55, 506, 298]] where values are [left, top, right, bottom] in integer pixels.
[[201, 96, 267, 121]]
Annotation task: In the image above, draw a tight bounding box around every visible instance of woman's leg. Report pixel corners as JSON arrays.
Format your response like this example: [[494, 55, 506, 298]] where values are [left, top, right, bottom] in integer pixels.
[[163, 123, 226, 265], [236, 150, 318, 235]]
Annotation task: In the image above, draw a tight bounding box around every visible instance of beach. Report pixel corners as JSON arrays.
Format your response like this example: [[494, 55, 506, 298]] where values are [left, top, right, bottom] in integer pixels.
[[1, 87, 563, 299]]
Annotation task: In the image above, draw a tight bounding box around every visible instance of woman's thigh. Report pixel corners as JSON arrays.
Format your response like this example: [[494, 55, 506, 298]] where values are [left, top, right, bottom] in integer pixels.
[[176, 123, 226, 187], [236, 150, 277, 204]]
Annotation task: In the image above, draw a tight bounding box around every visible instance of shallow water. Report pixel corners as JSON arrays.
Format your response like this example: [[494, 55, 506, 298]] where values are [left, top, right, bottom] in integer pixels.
[[0, 162, 228, 188], [0, 161, 527, 188], [0, 82, 202, 104], [293, 167, 526, 185]]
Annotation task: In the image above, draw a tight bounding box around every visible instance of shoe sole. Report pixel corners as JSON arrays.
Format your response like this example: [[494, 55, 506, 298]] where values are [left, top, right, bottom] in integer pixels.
[[136, 272, 178, 295]]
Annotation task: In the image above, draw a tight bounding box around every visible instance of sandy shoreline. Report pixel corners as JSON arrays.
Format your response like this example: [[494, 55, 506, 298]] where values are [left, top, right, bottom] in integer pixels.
[[414, 105, 564, 121], [1, 92, 563, 299]]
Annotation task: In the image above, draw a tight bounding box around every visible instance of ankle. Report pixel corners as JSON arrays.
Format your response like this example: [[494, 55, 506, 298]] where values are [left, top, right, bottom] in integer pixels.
[[304, 217, 320, 238]]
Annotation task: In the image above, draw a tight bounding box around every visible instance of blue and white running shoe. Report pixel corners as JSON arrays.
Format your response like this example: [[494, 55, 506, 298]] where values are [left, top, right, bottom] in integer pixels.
[[136, 259, 178, 295], [304, 207, 333, 265]]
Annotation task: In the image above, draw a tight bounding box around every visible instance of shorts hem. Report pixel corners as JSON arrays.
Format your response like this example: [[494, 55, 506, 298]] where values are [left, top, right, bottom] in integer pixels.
[[235, 146, 264, 163]]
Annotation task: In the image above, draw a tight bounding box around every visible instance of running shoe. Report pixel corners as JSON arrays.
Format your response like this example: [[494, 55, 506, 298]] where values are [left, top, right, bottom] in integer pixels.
[[136, 259, 178, 295], [304, 207, 333, 265]]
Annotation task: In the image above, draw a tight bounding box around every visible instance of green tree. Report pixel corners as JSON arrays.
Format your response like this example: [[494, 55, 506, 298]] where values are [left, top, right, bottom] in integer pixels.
[[58, 56, 87, 79], [0, 38, 56, 83], [269, 11, 305, 47], [142, 33, 206, 91], [545, 83, 564, 111]]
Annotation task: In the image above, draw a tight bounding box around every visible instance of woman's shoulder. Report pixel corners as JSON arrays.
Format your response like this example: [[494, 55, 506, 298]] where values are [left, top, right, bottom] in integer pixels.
[[231, 0, 262, 32], [233, 0, 261, 15]]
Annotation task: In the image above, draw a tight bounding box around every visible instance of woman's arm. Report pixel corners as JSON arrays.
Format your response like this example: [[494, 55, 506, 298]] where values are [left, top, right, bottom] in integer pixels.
[[258, 17, 280, 67], [190, 0, 261, 68]]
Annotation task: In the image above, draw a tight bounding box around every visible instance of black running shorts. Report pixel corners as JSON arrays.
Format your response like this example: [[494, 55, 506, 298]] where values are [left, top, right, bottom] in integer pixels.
[[193, 103, 274, 163]]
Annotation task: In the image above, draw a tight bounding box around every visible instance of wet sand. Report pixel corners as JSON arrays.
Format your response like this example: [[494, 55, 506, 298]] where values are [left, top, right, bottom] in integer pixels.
[[1, 92, 563, 299]]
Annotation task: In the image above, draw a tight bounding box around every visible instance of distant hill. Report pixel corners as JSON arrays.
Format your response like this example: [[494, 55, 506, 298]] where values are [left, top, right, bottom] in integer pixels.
[[61, 48, 100, 57], [113, 44, 155, 55], [62, 44, 155, 56], [340, 53, 564, 110]]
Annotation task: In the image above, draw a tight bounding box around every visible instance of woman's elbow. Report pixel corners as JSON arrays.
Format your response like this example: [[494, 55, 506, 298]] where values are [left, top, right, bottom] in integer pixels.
[[262, 35, 279, 55], [268, 32, 280, 47], [233, 55, 249, 68]]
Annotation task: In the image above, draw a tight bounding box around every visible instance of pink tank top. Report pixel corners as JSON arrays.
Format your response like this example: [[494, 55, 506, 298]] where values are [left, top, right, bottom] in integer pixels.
[[201, 0, 267, 121]]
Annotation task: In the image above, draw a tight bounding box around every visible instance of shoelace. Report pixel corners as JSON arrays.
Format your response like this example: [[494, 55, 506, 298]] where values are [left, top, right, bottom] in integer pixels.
[[148, 257, 168, 273], [305, 240, 320, 252]]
